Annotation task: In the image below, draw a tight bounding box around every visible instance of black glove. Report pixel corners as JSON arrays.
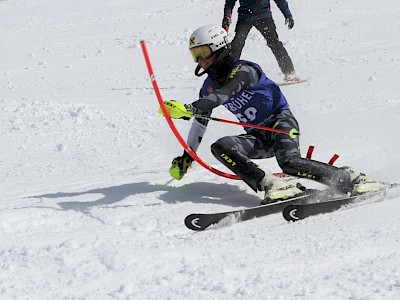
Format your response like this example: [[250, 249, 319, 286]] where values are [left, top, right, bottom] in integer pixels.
[[170, 151, 194, 180], [285, 17, 294, 29], [222, 13, 232, 32]]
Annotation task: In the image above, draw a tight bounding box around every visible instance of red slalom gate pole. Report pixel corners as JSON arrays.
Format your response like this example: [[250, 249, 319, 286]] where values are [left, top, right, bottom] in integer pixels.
[[140, 40, 240, 180]]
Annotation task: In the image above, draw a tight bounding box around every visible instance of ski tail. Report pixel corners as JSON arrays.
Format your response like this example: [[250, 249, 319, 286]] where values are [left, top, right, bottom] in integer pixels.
[[283, 184, 400, 222]]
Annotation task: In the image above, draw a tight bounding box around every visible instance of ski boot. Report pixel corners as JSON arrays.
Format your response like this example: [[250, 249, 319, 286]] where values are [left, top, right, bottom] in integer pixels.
[[259, 172, 304, 205], [284, 71, 298, 82], [342, 167, 388, 196]]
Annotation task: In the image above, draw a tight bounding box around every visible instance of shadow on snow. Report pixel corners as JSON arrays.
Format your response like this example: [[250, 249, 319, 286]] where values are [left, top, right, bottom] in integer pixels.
[[29, 181, 261, 213]]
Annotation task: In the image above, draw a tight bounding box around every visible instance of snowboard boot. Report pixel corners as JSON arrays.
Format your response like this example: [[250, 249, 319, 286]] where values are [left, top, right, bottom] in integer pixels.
[[342, 167, 388, 196], [259, 172, 303, 205]]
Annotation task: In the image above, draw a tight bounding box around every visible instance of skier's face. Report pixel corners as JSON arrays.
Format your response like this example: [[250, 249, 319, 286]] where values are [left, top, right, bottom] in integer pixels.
[[197, 53, 217, 70]]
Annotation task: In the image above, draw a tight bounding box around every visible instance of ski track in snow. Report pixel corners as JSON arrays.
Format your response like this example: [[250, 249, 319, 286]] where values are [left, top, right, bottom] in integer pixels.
[[1, 0, 400, 299]]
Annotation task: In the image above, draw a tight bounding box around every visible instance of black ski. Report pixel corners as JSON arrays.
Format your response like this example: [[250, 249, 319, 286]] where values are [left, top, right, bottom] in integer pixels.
[[283, 184, 399, 222], [277, 78, 309, 86], [184, 188, 333, 231], [184, 194, 309, 231]]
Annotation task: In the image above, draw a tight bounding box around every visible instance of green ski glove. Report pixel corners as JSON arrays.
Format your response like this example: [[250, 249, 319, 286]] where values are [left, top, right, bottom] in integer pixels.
[[170, 151, 194, 180], [158, 100, 193, 120]]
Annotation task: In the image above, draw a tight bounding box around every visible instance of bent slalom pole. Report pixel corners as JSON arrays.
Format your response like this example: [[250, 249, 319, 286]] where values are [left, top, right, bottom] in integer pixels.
[[140, 40, 240, 180]]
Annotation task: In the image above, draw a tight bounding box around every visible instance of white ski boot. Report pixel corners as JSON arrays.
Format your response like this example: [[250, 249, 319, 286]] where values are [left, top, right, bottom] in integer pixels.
[[342, 167, 388, 195], [259, 172, 303, 205]]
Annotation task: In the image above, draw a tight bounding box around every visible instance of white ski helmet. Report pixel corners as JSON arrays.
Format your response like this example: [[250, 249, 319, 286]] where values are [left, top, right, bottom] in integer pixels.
[[189, 25, 229, 62]]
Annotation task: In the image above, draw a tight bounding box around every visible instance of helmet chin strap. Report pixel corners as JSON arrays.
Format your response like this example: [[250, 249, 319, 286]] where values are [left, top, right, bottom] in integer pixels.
[[194, 46, 231, 78], [194, 65, 207, 77]]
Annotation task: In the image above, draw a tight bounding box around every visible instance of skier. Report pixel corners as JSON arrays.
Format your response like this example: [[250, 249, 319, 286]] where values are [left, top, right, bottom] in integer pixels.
[[165, 25, 387, 204], [222, 0, 297, 82]]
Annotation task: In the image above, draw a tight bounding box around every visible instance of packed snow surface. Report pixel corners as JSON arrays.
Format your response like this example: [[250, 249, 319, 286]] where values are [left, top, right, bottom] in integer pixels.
[[1, 0, 400, 299]]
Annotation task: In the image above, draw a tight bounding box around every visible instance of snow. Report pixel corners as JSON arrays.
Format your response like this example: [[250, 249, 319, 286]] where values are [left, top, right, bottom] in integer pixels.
[[1, 0, 400, 299]]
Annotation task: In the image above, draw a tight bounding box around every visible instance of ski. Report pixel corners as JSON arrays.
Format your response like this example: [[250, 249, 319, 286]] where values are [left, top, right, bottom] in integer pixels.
[[282, 184, 399, 222], [184, 189, 331, 231], [277, 78, 309, 86]]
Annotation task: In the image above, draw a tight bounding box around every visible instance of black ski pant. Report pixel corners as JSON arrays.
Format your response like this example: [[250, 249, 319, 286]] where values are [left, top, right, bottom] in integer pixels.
[[230, 18, 295, 74], [210, 110, 352, 193]]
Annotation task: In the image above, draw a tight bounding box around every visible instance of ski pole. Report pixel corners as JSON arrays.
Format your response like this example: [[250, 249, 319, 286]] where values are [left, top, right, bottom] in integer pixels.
[[189, 113, 299, 138], [160, 100, 299, 138]]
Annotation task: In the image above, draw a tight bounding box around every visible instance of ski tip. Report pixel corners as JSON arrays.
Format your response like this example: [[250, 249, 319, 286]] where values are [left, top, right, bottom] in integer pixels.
[[282, 204, 300, 222], [184, 214, 207, 231]]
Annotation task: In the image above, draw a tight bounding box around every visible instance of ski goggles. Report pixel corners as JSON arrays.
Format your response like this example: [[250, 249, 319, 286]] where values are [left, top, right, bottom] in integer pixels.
[[190, 45, 213, 62]]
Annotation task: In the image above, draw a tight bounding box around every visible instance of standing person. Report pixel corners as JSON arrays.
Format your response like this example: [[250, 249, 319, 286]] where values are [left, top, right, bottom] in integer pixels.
[[222, 0, 297, 82], [165, 25, 387, 204]]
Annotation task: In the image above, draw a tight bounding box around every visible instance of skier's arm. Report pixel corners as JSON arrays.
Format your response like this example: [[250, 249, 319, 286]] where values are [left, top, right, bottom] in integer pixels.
[[191, 64, 260, 113], [169, 105, 210, 180], [187, 117, 208, 152], [185, 88, 211, 151], [273, 0, 292, 18], [168, 108, 210, 180]]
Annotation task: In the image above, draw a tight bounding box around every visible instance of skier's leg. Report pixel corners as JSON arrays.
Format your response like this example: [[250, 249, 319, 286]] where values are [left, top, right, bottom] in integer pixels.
[[230, 21, 252, 60], [281, 157, 353, 193], [210, 134, 302, 202], [255, 19, 295, 76], [210, 134, 268, 192], [271, 110, 388, 195], [270, 110, 353, 193]]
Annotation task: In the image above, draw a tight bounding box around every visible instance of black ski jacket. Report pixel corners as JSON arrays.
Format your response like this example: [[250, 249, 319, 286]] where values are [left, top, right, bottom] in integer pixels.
[[224, 0, 292, 22]]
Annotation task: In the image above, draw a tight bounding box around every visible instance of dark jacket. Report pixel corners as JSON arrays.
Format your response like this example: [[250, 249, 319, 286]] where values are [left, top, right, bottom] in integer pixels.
[[224, 0, 292, 22]]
